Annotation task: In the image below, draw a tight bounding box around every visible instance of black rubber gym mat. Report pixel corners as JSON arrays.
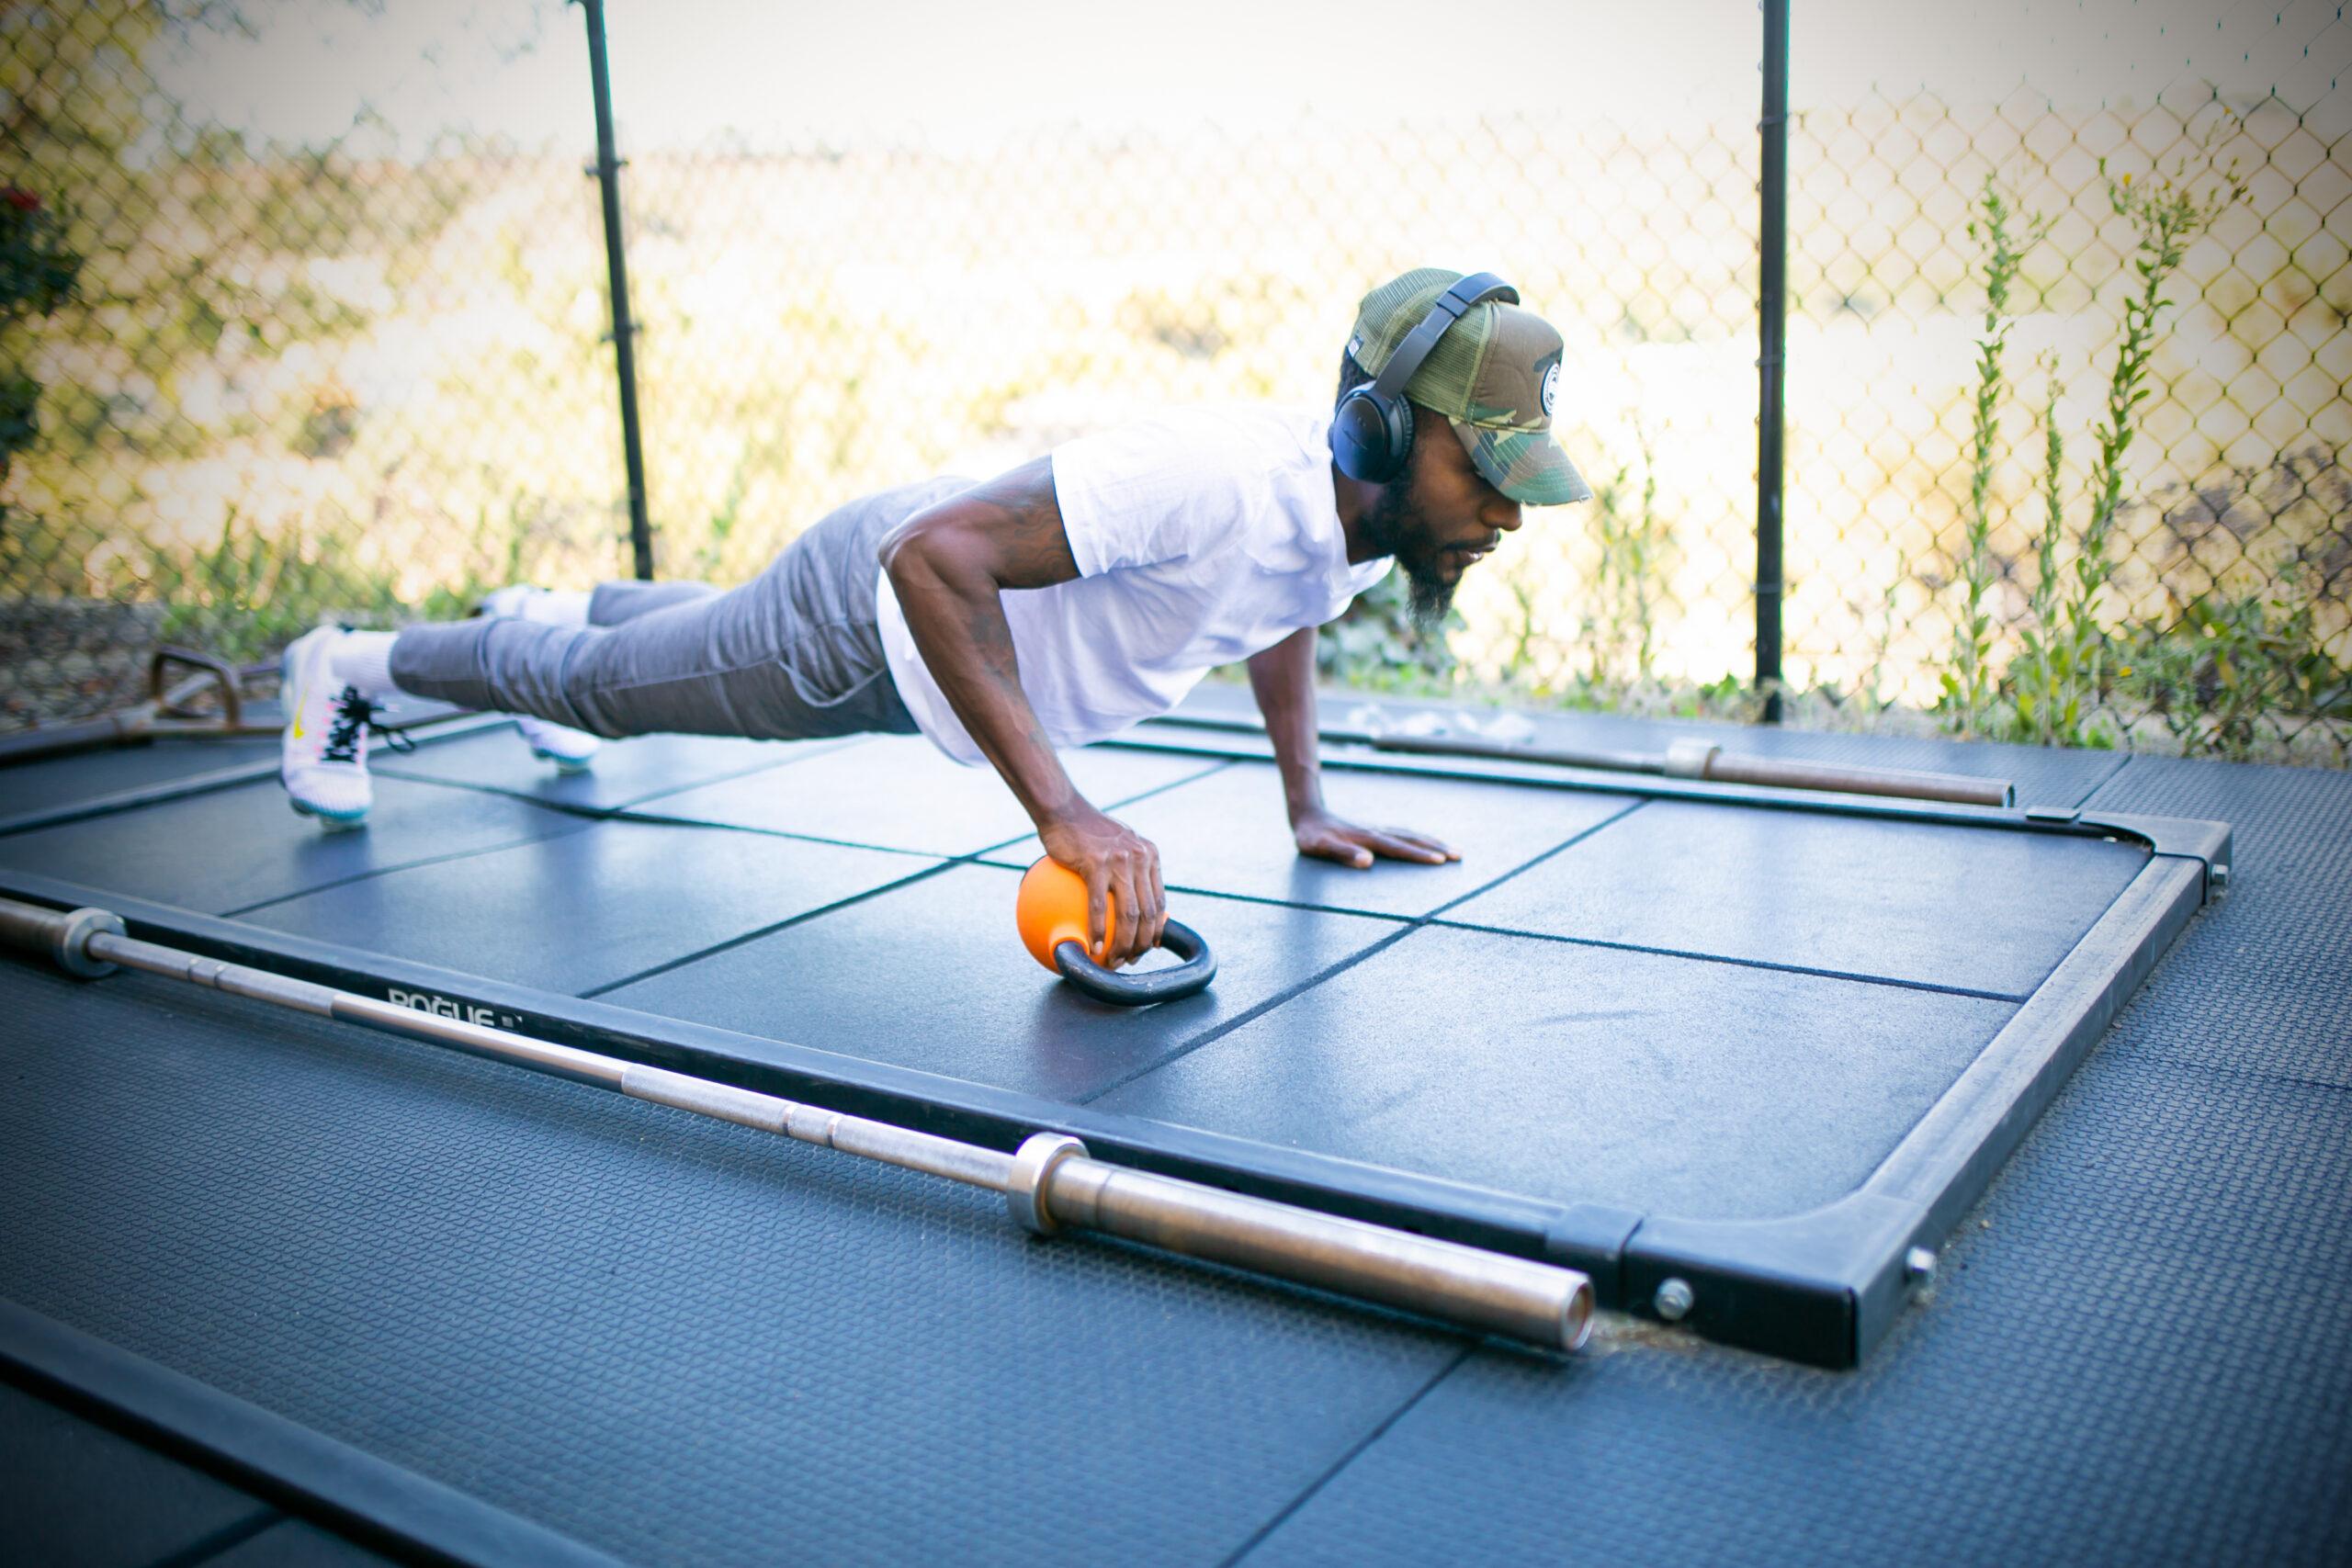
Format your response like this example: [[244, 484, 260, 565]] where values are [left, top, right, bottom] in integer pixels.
[[605, 860, 1404, 1102], [0, 1377, 276, 1568], [208, 1519, 403, 1567], [2077, 754, 2352, 1089], [242, 818, 941, 995], [0, 775, 595, 917], [0, 960, 1466, 1568], [1240, 1056, 2352, 1566], [1094, 920, 2015, 1219], [632, 734, 1226, 856], [0, 737, 279, 822], [980, 760, 1640, 917], [1442, 796, 2148, 995], [1, 724, 2319, 1562], [1235, 753, 2352, 1567], [376, 722, 857, 812]]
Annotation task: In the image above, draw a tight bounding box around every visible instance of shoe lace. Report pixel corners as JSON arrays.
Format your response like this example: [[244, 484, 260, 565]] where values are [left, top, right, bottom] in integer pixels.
[[323, 687, 416, 764]]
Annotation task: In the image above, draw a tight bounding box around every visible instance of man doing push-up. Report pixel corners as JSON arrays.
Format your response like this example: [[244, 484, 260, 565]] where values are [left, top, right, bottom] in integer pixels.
[[277, 268, 1591, 967]]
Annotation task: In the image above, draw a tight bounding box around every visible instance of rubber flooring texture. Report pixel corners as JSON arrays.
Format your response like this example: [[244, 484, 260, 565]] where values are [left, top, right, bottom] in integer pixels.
[[0, 714, 2342, 1563], [1235, 753, 2352, 1567], [7, 716, 2137, 1229], [0, 774, 596, 916], [0, 736, 280, 822], [374, 724, 854, 813], [1091, 920, 2019, 1219], [0, 960, 1461, 1568], [0, 1375, 276, 1566], [0, 1372, 411, 1566], [605, 860, 1406, 1103]]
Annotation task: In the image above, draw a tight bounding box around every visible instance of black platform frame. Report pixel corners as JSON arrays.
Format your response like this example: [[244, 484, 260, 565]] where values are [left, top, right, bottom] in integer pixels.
[[0, 717, 2230, 1368]]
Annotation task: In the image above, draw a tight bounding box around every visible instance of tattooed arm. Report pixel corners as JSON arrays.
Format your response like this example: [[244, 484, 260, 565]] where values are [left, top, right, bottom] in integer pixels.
[[878, 457, 1167, 966]]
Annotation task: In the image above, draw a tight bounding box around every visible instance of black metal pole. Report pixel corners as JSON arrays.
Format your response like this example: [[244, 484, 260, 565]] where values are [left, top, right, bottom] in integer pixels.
[[1756, 0, 1789, 722], [574, 0, 654, 581]]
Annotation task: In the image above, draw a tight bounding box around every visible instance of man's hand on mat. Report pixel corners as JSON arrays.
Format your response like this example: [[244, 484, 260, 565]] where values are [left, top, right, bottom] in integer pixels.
[[1291, 807, 1459, 870], [1039, 807, 1167, 968]]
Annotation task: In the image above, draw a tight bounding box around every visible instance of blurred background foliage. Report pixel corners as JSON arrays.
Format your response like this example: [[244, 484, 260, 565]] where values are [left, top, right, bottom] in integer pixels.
[[1, 0, 2346, 763]]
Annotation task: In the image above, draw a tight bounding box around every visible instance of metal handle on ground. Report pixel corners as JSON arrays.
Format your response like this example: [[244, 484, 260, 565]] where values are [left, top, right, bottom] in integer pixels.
[[0, 649, 283, 764], [1051, 917, 1218, 1007], [1142, 713, 2016, 809], [1658, 739, 2014, 808], [0, 897, 1589, 1351]]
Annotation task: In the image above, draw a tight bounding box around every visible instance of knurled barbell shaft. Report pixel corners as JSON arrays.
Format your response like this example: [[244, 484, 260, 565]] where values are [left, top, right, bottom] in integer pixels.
[[3, 898, 1591, 1350]]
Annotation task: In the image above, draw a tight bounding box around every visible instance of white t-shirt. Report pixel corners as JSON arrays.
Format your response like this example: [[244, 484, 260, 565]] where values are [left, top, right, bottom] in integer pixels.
[[876, 402, 1393, 766]]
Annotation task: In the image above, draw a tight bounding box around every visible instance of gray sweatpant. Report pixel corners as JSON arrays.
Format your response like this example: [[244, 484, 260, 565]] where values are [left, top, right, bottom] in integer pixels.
[[390, 476, 971, 741]]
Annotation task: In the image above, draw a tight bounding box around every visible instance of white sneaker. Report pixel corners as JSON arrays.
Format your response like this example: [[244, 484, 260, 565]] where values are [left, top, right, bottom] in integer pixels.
[[476, 584, 582, 624], [473, 584, 602, 773], [279, 626, 382, 829]]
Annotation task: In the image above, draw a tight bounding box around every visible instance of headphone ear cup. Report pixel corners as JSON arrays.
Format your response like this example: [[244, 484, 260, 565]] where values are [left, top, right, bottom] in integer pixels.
[[1332, 389, 1385, 482], [1334, 387, 1409, 484], [1388, 396, 1415, 477]]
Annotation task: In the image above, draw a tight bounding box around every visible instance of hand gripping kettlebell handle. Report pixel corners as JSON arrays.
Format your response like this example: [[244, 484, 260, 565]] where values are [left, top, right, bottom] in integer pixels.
[[1052, 917, 1216, 1007]]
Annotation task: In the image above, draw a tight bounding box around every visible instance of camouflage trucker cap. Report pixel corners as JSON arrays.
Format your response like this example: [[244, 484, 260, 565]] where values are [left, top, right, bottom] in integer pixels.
[[1346, 267, 1593, 505]]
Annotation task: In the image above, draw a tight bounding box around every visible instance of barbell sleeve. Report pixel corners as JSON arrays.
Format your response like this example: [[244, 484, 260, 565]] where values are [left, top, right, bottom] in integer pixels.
[[1012, 1134, 1591, 1349], [1, 897, 1592, 1351]]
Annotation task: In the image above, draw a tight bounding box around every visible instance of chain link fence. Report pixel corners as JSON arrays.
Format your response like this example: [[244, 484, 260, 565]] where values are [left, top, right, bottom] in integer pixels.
[[0, 0, 625, 728], [1782, 77, 2350, 762], [616, 111, 1765, 700], [4, 2, 2346, 763]]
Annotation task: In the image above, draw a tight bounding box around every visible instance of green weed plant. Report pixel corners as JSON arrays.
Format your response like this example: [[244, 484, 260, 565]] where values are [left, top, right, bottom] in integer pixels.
[[1934, 140, 2312, 757], [1941, 177, 2046, 734], [2110, 565, 2352, 761]]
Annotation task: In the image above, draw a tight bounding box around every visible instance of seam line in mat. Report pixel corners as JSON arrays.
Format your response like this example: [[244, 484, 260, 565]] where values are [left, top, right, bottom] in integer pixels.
[[608, 734, 879, 809], [1077, 921, 1424, 1104], [598, 808, 952, 862], [582, 756, 1246, 999], [577, 818, 1091, 998], [227, 790, 987, 925], [146, 1506, 281, 1568], [421, 750, 1233, 862], [1077, 796, 1651, 1103], [2097, 1045, 2352, 1103], [579, 856, 973, 998], [375, 732, 865, 817], [220, 815, 605, 918], [1217, 1346, 1475, 1568], [1124, 881, 1424, 920], [0, 714, 513, 842], [1420, 919, 2030, 1003], [963, 756, 1240, 860], [391, 788, 958, 861], [0, 762, 276, 840]]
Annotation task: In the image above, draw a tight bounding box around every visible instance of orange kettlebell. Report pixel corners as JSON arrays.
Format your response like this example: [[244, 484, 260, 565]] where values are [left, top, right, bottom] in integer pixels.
[[1017, 855, 1111, 971], [1015, 856, 1218, 1007]]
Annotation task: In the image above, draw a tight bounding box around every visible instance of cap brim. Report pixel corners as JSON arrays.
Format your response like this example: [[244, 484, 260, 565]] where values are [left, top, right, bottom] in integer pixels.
[[1451, 419, 1593, 506]]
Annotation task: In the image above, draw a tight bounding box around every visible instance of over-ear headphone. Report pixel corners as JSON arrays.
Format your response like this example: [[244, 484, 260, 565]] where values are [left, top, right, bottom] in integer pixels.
[[1330, 271, 1521, 485]]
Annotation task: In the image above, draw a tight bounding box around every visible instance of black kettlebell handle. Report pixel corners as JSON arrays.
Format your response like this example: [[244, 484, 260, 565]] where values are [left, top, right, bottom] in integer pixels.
[[1052, 918, 1217, 1007]]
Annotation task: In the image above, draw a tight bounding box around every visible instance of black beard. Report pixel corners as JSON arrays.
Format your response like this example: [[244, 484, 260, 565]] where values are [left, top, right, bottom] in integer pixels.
[[1361, 479, 1457, 635]]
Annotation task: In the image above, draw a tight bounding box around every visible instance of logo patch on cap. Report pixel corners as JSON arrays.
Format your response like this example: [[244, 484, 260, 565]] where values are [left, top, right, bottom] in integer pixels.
[[1540, 358, 1560, 421]]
